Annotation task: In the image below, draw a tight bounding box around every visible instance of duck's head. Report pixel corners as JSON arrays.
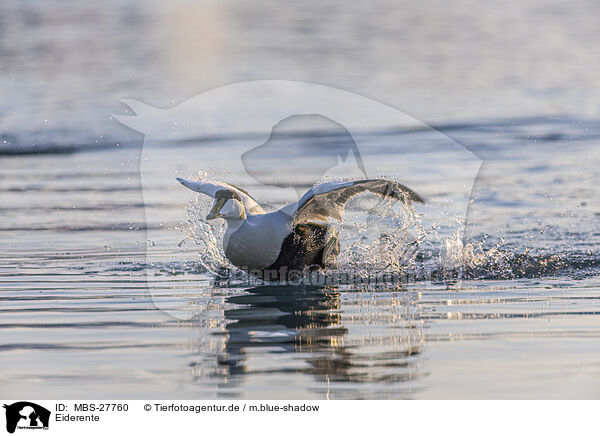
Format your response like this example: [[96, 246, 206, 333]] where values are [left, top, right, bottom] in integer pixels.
[[207, 190, 246, 221]]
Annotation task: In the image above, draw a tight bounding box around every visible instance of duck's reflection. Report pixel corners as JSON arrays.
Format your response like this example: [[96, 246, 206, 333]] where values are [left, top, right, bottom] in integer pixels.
[[210, 284, 424, 398], [220, 285, 346, 377]]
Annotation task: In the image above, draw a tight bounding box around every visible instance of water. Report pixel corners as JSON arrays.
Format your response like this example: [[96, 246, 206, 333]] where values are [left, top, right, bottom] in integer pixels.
[[1, 0, 599, 399]]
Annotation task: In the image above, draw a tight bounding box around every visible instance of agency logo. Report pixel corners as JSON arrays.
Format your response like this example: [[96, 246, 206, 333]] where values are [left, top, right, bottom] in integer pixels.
[[3, 402, 50, 434], [114, 80, 481, 318]]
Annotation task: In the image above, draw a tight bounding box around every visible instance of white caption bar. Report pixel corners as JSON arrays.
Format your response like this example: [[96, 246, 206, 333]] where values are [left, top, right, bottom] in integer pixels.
[[1, 400, 596, 436]]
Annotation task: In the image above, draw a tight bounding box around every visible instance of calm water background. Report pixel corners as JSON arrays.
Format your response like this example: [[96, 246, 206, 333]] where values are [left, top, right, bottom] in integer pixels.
[[1, 0, 599, 399]]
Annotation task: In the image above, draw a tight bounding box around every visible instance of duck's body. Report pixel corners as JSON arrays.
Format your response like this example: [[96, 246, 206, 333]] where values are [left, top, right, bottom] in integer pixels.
[[226, 215, 339, 277], [223, 210, 293, 271], [177, 177, 423, 280]]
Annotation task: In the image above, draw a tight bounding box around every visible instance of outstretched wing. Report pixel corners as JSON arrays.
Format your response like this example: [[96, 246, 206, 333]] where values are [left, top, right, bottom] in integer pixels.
[[176, 177, 265, 214], [289, 179, 424, 224]]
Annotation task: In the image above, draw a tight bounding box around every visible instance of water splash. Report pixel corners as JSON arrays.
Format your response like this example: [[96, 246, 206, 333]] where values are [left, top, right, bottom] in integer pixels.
[[179, 172, 232, 275], [179, 176, 432, 280], [335, 193, 428, 276], [174, 175, 598, 283], [439, 228, 465, 277]]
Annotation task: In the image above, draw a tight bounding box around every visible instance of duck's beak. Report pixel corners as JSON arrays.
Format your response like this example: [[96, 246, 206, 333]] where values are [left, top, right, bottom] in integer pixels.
[[206, 198, 226, 220], [205, 211, 219, 220]]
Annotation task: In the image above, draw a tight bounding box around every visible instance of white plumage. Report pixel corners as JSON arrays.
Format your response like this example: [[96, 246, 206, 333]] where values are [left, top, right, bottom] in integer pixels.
[[177, 177, 424, 279]]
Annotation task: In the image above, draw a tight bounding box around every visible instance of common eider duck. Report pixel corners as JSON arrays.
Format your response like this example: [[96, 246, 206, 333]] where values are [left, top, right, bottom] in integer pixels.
[[177, 177, 424, 280]]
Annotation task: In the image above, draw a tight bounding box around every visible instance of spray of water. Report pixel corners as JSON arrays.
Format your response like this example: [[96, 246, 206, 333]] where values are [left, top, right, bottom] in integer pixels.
[[175, 176, 595, 283], [179, 176, 434, 280], [334, 193, 428, 277], [180, 172, 232, 275]]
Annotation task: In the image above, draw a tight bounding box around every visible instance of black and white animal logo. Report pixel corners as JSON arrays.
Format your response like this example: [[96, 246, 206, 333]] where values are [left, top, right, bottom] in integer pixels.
[[3, 402, 50, 434]]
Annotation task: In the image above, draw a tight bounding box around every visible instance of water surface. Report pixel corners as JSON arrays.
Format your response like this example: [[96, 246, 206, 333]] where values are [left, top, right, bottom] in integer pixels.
[[2, 115, 599, 399], [1, 0, 599, 399]]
